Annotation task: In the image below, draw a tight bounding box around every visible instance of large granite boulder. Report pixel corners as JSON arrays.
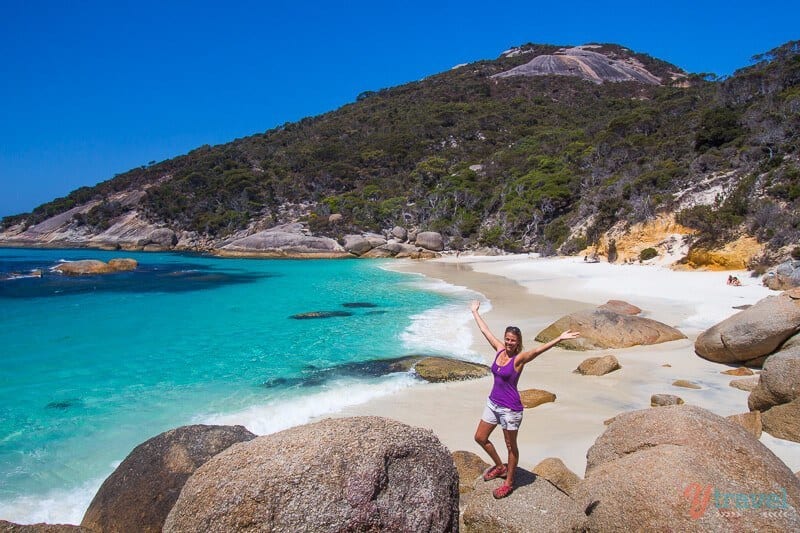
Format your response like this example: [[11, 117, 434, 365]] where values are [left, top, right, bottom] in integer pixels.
[[452, 450, 490, 494], [536, 309, 686, 350], [695, 289, 800, 366], [342, 234, 373, 255], [415, 231, 444, 252], [217, 223, 348, 258], [390, 226, 408, 241], [761, 398, 800, 442], [763, 260, 800, 290], [163, 417, 459, 532], [462, 468, 587, 532], [574, 405, 800, 531], [387, 242, 426, 258], [364, 233, 387, 248], [81, 424, 255, 533], [748, 347, 800, 411], [726, 411, 762, 438], [361, 246, 396, 258], [147, 228, 178, 248], [413, 357, 490, 382]]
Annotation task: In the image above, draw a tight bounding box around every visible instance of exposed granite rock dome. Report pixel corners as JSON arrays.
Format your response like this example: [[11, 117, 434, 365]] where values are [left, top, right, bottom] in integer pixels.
[[493, 45, 662, 85]]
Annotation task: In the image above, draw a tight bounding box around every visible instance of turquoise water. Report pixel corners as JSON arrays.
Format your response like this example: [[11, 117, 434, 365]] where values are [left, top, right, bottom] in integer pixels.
[[0, 248, 479, 523]]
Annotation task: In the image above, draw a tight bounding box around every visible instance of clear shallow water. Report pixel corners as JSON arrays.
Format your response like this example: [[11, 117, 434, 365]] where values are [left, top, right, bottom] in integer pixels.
[[0, 248, 479, 523]]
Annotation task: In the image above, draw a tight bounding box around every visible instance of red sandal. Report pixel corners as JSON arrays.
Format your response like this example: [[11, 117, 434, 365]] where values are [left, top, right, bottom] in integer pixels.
[[483, 463, 508, 481], [493, 484, 514, 499]]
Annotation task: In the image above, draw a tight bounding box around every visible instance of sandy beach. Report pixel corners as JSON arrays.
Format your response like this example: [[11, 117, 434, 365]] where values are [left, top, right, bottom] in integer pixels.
[[335, 255, 800, 476]]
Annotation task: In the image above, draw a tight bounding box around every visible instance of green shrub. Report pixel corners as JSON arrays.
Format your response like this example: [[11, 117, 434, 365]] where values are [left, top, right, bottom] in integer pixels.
[[639, 247, 658, 261], [694, 107, 744, 152], [478, 225, 504, 248]]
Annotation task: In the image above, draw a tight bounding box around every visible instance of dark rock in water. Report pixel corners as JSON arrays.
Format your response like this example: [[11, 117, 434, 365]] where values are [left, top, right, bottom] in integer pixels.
[[46, 399, 82, 410], [261, 376, 291, 388], [341, 302, 378, 308], [53, 260, 116, 276], [81, 424, 255, 533], [262, 356, 425, 390], [1, 261, 268, 300], [289, 310, 354, 319], [162, 417, 459, 532]]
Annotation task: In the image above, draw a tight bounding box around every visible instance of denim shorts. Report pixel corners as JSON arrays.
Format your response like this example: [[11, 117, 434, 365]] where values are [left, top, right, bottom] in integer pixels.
[[481, 398, 523, 430]]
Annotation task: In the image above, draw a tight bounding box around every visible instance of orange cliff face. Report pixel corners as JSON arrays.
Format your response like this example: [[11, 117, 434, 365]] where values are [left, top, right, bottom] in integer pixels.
[[583, 215, 694, 265], [675, 236, 764, 271], [582, 215, 764, 271]]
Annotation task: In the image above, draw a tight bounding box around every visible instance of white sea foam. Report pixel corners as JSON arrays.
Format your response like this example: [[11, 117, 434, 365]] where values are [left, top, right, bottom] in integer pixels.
[[397, 275, 487, 362], [0, 476, 104, 525], [199, 374, 419, 435]]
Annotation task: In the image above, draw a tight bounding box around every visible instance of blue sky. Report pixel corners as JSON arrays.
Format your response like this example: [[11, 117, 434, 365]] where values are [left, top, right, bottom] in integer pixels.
[[1, 0, 798, 218]]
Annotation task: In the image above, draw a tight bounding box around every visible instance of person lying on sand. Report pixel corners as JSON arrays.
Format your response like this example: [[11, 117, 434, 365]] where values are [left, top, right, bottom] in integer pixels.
[[469, 300, 580, 499]]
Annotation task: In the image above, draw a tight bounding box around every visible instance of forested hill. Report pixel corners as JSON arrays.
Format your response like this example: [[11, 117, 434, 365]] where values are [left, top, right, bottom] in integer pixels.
[[3, 41, 799, 265]]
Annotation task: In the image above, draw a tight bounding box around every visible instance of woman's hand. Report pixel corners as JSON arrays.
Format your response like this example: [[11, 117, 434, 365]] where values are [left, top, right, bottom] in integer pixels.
[[470, 300, 481, 313], [558, 329, 580, 341]]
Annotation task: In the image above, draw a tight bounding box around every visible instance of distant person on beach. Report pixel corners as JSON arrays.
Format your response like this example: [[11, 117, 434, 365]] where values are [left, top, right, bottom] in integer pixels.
[[727, 275, 741, 286], [469, 300, 580, 499]]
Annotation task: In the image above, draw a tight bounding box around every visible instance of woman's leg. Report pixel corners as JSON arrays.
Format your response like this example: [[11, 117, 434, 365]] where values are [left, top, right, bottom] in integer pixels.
[[501, 429, 519, 487], [474, 420, 504, 467]]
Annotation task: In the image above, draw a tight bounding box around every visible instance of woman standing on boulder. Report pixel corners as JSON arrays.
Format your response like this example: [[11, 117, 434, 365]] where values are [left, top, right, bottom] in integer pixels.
[[470, 300, 579, 499]]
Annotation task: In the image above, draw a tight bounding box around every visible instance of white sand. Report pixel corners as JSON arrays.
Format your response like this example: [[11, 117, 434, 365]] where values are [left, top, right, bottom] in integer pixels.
[[332, 255, 800, 477]]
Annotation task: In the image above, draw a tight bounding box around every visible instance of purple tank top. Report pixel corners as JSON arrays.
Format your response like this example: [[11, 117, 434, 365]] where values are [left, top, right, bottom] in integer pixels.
[[489, 349, 523, 411]]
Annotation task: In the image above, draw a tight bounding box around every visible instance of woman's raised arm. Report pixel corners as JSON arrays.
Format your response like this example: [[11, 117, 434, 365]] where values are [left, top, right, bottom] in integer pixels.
[[515, 330, 580, 368], [470, 300, 504, 352]]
